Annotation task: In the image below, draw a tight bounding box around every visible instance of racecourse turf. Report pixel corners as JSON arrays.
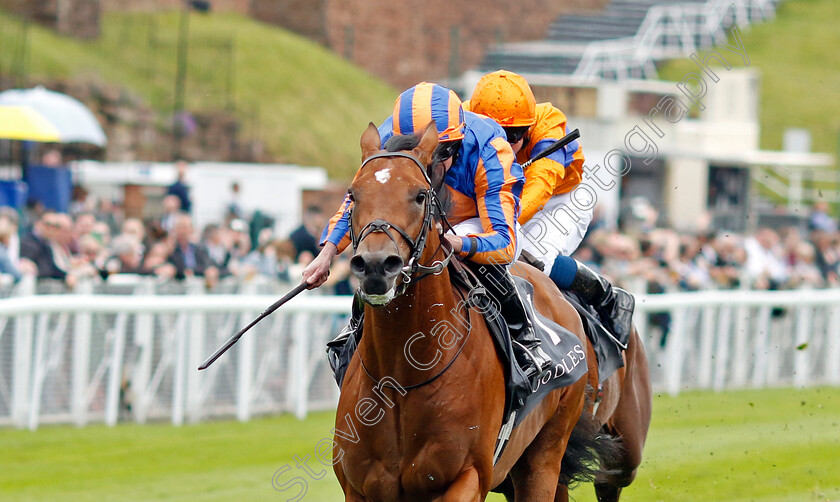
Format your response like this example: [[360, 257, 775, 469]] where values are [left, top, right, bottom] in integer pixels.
[[1, 387, 838, 501]]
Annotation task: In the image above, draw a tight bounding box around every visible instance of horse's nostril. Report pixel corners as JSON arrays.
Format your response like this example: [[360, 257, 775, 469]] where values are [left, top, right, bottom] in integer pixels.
[[350, 255, 366, 276], [383, 255, 404, 276]]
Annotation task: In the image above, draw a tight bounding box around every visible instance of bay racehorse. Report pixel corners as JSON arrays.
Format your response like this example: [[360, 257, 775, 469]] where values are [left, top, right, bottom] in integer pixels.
[[332, 122, 651, 501]]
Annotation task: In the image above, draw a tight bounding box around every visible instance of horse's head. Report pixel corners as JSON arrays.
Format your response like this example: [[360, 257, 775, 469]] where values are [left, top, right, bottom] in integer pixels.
[[348, 121, 445, 306]]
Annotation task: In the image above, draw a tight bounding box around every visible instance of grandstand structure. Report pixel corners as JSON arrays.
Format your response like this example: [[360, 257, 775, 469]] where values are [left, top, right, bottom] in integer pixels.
[[462, 0, 836, 233], [479, 0, 782, 81]]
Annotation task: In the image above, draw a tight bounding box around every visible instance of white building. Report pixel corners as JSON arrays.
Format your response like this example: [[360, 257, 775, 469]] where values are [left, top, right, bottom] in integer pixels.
[[461, 67, 834, 232], [70, 160, 329, 237]]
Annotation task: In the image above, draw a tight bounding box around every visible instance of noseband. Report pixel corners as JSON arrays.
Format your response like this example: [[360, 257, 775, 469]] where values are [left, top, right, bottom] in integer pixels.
[[349, 151, 452, 296]]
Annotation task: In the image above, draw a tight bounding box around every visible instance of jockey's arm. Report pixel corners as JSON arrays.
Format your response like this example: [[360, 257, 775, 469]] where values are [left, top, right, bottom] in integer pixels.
[[518, 157, 564, 224], [304, 192, 354, 289], [456, 136, 521, 265]]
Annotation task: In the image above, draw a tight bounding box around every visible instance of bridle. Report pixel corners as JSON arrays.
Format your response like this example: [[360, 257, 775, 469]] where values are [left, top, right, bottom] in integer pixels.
[[348, 150, 453, 297], [349, 149, 480, 391]]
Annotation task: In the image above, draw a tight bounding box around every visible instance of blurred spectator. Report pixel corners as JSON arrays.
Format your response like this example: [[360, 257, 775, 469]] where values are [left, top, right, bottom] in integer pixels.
[[94, 198, 122, 235], [227, 218, 252, 274], [166, 160, 192, 213], [289, 206, 324, 261], [166, 212, 218, 287], [744, 227, 788, 290], [104, 235, 150, 276], [787, 241, 824, 288], [121, 218, 147, 251], [225, 181, 245, 223], [241, 228, 279, 279], [812, 230, 840, 286], [202, 223, 231, 274], [73, 212, 97, 253], [143, 240, 176, 279], [0, 207, 22, 265], [157, 195, 182, 236], [0, 211, 30, 282], [709, 233, 745, 289], [808, 201, 836, 233], [20, 212, 65, 281]]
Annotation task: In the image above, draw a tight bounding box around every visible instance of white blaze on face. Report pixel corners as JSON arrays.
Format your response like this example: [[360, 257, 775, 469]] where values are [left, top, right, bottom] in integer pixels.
[[375, 168, 391, 184]]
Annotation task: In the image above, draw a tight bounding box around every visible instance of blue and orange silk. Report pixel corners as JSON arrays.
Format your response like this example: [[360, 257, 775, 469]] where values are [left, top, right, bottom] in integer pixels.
[[322, 109, 523, 265]]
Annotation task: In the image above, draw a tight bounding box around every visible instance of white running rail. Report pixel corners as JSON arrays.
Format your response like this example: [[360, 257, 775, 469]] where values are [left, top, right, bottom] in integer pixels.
[[1, 278, 838, 429]]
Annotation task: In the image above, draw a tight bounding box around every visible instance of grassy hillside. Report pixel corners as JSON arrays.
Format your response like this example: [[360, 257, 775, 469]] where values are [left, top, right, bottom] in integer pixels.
[[1, 387, 838, 500], [658, 0, 840, 160], [0, 10, 397, 179]]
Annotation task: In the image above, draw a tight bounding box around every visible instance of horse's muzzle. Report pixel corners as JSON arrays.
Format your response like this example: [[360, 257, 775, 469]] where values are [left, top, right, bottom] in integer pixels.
[[350, 251, 404, 304]]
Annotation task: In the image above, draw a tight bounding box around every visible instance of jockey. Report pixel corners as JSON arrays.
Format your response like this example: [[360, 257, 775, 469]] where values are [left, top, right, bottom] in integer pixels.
[[464, 70, 635, 346], [303, 82, 552, 378]]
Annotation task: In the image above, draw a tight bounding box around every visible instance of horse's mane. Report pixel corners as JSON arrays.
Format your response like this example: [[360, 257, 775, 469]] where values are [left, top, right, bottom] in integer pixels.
[[383, 134, 453, 221]]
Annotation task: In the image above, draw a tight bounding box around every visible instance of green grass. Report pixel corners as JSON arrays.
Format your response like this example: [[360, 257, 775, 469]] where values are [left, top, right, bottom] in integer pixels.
[[658, 0, 840, 161], [2, 387, 839, 501], [0, 9, 397, 179]]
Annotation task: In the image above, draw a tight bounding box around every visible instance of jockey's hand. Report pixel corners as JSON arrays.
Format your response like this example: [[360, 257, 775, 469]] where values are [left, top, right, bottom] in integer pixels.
[[302, 242, 338, 289], [444, 234, 463, 253]]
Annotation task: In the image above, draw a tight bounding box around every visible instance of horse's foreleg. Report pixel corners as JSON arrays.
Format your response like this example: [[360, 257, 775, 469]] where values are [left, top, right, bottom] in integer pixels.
[[553, 483, 569, 502], [509, 457, 563, 501], [440, 468, 482, 502]]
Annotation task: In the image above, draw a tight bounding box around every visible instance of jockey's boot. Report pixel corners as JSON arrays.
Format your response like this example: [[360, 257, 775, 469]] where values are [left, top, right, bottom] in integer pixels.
[[326, 291, 364, 365], [569, 261, 635, 347], [498, 289, 553, 379], [465, 261, 552, 378]]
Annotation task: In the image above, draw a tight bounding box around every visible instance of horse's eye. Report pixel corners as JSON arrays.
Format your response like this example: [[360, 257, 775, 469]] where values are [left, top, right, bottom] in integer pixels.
[[415, 192, 426, 205], [348, 192, 355, 203]]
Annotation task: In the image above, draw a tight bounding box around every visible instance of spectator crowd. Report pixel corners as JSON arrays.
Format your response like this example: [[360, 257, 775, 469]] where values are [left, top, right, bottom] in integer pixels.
[[1, 182, 839, 298], [572, 200, 840, 295], [0, 182, 353, 294]]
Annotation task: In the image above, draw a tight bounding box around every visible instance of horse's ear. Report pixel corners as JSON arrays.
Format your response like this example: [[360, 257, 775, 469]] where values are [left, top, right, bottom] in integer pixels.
[[414, 121, 439, 167], [360, 122, 381, 161]]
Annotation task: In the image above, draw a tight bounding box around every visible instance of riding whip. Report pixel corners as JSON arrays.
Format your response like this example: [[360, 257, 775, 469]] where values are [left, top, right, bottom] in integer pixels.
[[198, 281, 308, 370], [520, 128, 580, 169]]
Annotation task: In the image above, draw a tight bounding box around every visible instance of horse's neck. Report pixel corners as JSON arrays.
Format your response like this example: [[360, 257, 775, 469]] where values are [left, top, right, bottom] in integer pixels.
[[360, 269, 464, 385]]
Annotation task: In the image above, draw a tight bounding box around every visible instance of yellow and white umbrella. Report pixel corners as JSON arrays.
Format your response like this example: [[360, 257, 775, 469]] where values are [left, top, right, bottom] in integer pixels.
[[0, 105, 62, 142]]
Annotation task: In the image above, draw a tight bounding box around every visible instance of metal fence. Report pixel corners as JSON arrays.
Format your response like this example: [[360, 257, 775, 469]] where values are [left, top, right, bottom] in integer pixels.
[[0, 276, 351, 430], [1, 277, 838, 429]]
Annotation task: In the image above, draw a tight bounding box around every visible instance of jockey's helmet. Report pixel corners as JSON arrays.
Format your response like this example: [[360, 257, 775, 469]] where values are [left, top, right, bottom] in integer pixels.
[[469, 70, 536, 128], [392, 82, 465, 142]]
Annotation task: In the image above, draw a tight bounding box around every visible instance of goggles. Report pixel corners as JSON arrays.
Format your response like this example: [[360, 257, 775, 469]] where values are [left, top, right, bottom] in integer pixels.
[[503, 126, 529, 144], [435, 140, 461, 162]]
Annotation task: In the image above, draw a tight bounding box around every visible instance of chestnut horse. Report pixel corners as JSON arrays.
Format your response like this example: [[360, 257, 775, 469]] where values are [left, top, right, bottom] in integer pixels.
[[332, 122, 651, 501]]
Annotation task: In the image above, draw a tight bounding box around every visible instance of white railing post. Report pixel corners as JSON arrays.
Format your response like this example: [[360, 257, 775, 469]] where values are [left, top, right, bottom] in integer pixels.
[[793, 306, 812, 388], [11, 276, 35, 428], [131, 278, 156, 424], [665, 308, 686, 396], [105, 313, 128, 426], [828, 305, 840, 385], [713, 306, 732, 392], [186, 282, 206, 423], [751, 306, 772, 388], [732, 305, 751, 387], [290, 313, 309, 419], [698, 305, 716, 389], [71, 280, 94, 427], [27, 313, 50, 430], [236, 281, 259, 423]]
